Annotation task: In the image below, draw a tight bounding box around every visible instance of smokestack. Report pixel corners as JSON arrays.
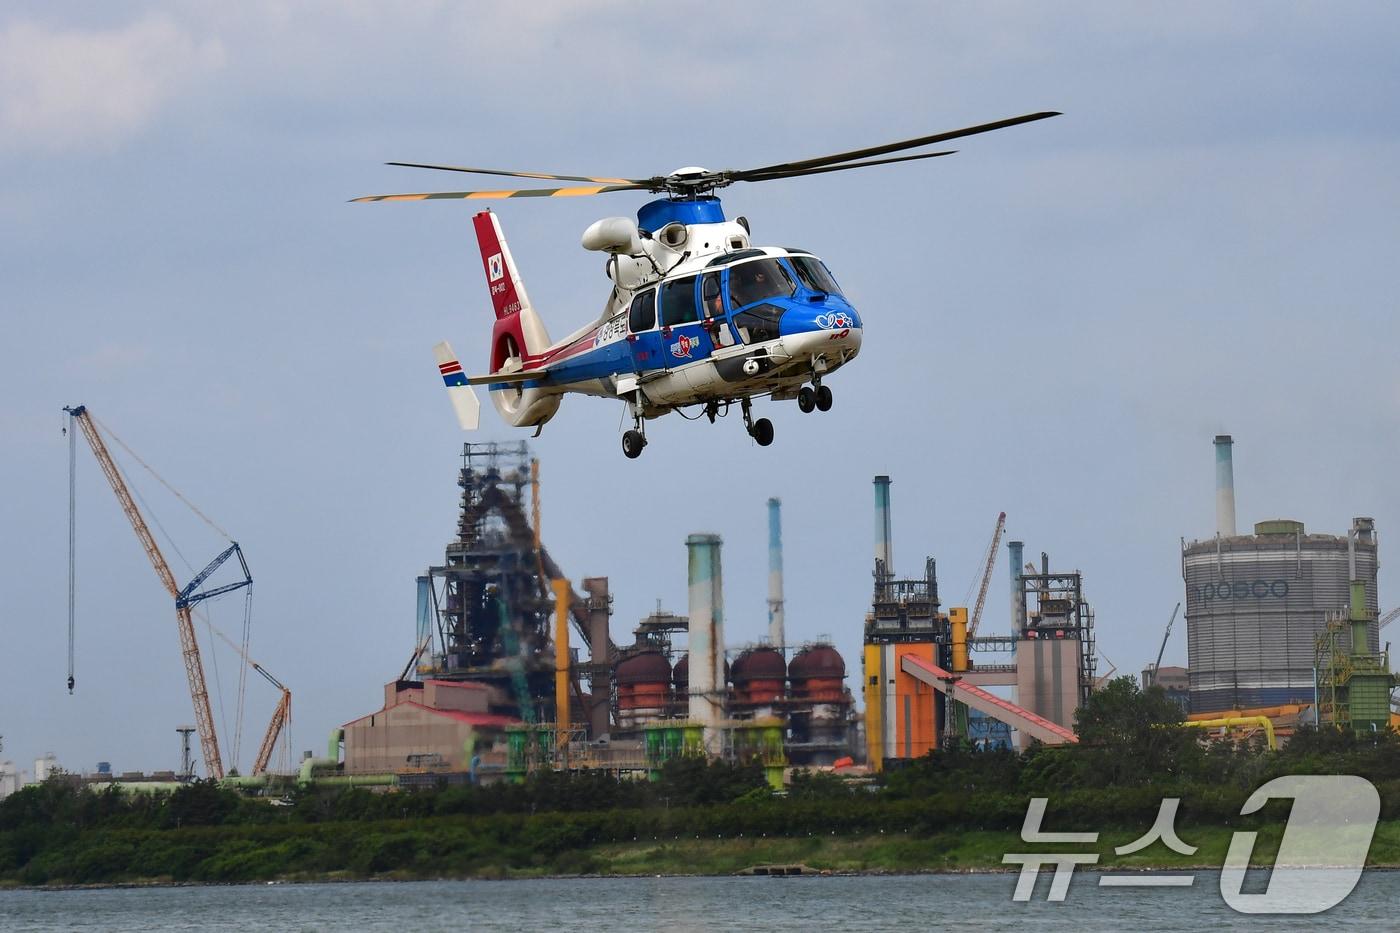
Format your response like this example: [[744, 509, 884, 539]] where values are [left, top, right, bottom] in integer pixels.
[[582, 576, 612, 740], [766, 498, 785, 649], [415, 576, 432, 654], [1214, 435, 1237, 537], [1009, 540, 1025, 634], [873, 475, 893, 582], [686, 533, 725, 753], [1348, 518, 1375, 657]]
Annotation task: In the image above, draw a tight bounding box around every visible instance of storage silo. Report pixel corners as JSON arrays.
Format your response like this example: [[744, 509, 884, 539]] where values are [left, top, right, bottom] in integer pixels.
[[1182, 517, 1379, 713]]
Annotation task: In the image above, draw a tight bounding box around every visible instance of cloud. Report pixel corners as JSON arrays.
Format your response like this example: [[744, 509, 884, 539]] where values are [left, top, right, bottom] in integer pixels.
[[0, 14, 224, 153]]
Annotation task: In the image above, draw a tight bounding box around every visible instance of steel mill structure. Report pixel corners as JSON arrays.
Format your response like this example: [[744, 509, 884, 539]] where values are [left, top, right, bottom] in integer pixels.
[[603, 524, 856, 772], [329, 442, 857, 786], [863, 476, 1089, 770], [1182, 435, 1392, 729]]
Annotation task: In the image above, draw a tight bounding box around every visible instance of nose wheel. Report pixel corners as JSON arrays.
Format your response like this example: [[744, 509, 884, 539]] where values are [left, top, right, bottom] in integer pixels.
[[622, 399, 649, 459], [741, 398, 775, 447], [622, 430, 647, 459], [797, 384, 833, 413], [751, 418, 774, 446]]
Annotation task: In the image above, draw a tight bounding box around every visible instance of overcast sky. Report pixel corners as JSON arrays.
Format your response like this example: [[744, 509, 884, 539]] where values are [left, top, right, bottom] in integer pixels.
[[3, 3, 1398, 776]]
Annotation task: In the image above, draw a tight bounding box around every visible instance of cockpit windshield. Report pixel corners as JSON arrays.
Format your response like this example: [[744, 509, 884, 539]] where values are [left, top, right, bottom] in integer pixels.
[[727, 259, 794, 309], [788, 255, 843, 298]]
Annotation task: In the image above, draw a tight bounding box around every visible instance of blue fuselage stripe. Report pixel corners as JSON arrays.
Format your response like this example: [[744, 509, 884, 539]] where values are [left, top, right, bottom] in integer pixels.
[[484, 283, 860, 394]]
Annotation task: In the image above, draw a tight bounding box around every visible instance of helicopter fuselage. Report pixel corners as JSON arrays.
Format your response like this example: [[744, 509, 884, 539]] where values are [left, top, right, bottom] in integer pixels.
[[483, 197, 862, 429], [506, 249, 862, 416]]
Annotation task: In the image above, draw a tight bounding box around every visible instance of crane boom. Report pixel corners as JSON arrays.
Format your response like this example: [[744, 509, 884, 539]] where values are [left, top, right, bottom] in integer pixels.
[[1150, 602, 1182, 685], [967, 512, 1006, 638], [64, 406, 224, 780], [252, 688, 291, 775]]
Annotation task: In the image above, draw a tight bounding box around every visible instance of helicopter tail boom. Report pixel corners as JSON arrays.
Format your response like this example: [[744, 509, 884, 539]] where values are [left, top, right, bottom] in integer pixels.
[[471, 210, 561, 430]]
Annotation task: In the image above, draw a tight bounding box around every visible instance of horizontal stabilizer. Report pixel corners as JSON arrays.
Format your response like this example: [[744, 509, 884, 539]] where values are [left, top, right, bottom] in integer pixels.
[[434, 341, 480, 431], [465, 368, 549, 386]]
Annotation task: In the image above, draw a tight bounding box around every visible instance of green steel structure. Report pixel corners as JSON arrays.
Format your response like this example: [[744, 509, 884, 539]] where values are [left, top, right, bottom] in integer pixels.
[[642, 722, 706, 779], [1315, 537, 1396, 733], [730, 720, 788, 789]]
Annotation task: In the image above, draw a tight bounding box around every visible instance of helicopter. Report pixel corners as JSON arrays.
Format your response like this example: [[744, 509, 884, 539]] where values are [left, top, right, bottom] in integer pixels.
[[355, 111, 1059, 458]]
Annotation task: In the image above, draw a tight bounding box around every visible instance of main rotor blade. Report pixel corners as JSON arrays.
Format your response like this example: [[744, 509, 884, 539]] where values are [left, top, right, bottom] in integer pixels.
[[735, 149, 957, 184], [387, 161, 650, 186], [351, 183, 650, 203], [736, 111, 1060, 179]]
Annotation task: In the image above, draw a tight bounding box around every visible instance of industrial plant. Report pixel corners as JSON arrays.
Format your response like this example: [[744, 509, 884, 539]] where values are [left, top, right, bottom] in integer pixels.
[[308, 433, 1396, 785], [13, 428, 1391, 803], [296, 445, 1105, 789], [1177, 435, 1394, 741], [317, 443, 864, 788]]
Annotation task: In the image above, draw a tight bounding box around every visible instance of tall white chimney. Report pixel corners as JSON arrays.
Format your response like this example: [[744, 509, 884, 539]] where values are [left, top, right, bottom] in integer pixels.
[[766, 498, 785, 649], [873, 476, 893, 582], [686, 533, 725, 754], [1214, 435, 1237, 537]]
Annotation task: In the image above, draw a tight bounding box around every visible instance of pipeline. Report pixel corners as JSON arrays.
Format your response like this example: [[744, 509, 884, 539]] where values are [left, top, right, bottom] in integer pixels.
[[222, 774, 274, 789], [1182, 715, 1277, 751], [299, 727, 345, 783], [303, 773, 397, 788], [105, 782, 188, 795]]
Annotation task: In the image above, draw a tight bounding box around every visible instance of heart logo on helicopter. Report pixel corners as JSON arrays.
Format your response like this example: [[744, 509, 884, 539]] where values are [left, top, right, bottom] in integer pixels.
[[815, 311, 855, 330], [670, 334, 700, 359]]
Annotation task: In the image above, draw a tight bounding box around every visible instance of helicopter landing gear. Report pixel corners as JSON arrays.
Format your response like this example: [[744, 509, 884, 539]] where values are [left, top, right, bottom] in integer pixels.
[[798, 382, 833, 413], [741, 398, 775, 447], [622, 398, 648, 459], [752, 418, 774, 446]]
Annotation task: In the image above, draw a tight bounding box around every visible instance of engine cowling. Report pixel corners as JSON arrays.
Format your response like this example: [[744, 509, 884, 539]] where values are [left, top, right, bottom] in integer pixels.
[[581, 217, 643, 255]]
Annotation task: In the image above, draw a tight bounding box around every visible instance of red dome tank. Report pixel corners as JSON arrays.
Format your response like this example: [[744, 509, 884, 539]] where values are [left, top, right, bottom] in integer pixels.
[[672, 653, 689, 699], [672, 654, 730, 702], [788, 644, 847, 702], [731, 647, 787, 705], [615, 650, 671, 710]]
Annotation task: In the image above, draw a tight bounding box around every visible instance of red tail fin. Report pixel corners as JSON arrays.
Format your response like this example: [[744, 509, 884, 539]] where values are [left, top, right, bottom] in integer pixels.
[[471, 210, 551, 369], [473, 210, 529, 321]]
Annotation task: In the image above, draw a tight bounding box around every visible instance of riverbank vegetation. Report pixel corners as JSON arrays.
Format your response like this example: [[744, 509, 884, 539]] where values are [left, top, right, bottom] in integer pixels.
[[6, 679, 1400, 885]]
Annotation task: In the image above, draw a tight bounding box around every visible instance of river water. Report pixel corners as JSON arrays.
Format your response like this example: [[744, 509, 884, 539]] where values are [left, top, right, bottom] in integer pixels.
[[1, 871, 1394, 931]]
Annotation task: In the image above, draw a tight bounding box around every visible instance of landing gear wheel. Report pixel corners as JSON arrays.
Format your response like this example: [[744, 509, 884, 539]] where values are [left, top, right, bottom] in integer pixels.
[[797, 386, 816, 413], [622, 430, 646, 459], [815, 384, 833, 412], [752, 418, 775, 447]]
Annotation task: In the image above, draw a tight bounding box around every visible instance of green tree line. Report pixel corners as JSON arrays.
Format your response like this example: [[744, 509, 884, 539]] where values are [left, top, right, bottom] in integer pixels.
[[6, 678, 1400, 885]]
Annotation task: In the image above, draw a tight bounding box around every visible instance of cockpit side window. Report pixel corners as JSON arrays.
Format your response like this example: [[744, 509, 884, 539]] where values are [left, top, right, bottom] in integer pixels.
[[660, 275, 699, 327], [727, 259, 794, 309], [628, 288, 656, 333], [789, 255, 844, 297], [700, 271, 724, 319]]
